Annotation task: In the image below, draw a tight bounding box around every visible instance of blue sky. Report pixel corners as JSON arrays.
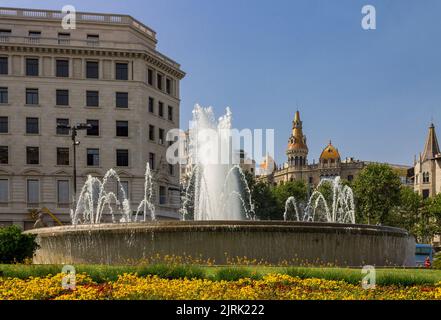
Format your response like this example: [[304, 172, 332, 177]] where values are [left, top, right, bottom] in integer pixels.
[[3, 0, 441, 165]]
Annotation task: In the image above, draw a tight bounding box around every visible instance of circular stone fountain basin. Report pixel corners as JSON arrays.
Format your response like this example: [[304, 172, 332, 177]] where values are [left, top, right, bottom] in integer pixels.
[[25, 221, 416, 266]]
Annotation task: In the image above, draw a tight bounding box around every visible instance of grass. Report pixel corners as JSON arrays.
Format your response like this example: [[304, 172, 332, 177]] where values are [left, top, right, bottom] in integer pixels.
[[286, 267, 441, 286], [1, 264, 441, 286]]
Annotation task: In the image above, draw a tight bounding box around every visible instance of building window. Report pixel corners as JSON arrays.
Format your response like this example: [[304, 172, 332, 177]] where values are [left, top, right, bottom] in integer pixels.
[[168, 164, 175, 176], [115, 63, 128, 80], [26, 58, 39, 76], [149, 125, 155, 141], [0, 29, 11, 42], [116, 149, 129, 167], [86, 91, 99, 107], [159, 186, 167, 205], [87, 149, 100, 166], [147, 68, 153, 85], [57, 148, 70, 166], [56, 119, 70, 135], [56, 60, 69, 77], [149, 153, 155, 170], [26, 147, 39, 165], [166, 78, 172, 95], [347, 175, 354, 182], [168, 106, 173, 121], [86, 61, 99, 79], [158, 101, 164, 117], [26, 117, 39, 134], [28, 31, 41, 43], [57, 180, 70, 205], [116, 92, 128, 108], [27, 180, 40, 205], [58, 32, 70, 45], [117, 181, 129, 203], [26, 88, 39, 105], [159, 128, 165, 145], [0, 146, 8, 164], [0, 117, 7, 133], [148, 97, 154, 113], [0, 179, 8, 203], [0, 87, 7, 104], [157, 73, 163, 90], [0, 57, 8, 75], [87, 34, 99, 46], [56, 90, 69, 106], [87, 120, 99, 136], [116, 121, 129, 137], [422, 189, 430, 199]]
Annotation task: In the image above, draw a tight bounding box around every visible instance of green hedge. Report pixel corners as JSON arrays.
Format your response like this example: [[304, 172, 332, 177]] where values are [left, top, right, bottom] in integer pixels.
[[0, 225, 38, 264]]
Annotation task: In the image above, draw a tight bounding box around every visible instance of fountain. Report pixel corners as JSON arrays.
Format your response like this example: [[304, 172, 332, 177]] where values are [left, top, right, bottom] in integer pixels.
[[284, 177, 355, 224], [25, 105, 416, 267], [180, 105, 255, 221]]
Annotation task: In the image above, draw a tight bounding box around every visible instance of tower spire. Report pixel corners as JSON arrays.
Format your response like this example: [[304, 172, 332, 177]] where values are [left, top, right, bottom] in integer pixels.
[[422, 123, 440, 161], [287, 110, 308, 167]]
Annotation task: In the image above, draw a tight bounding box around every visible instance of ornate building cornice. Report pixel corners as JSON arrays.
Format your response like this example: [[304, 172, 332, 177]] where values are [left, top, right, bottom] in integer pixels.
[[0, 44, 186, 79]]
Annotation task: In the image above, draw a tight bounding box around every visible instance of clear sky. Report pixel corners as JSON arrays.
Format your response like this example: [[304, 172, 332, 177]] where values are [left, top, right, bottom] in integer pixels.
[[3, 0, 441, 165]]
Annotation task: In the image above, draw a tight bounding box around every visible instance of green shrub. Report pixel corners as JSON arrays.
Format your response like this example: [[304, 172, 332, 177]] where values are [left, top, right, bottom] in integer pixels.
[[286, 267, 362, 285], [137, 264, 206, 280], [214, 267, 261, 281], [0, 225, 39, 264], [433, 252, 441, 270]]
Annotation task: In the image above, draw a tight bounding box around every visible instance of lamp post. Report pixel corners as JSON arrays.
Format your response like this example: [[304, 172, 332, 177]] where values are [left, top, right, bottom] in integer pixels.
[[57, 123, 92, 206]]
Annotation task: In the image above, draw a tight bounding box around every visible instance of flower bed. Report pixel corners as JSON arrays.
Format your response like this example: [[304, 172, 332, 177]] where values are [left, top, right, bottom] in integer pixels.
[[1, 273, 441, 300]]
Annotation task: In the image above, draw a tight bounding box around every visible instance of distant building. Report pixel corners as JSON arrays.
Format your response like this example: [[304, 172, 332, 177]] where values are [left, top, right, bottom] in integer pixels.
[[413, 123, 441, 199], [259, 111, 411, 187], [259, 111, 365, 186]]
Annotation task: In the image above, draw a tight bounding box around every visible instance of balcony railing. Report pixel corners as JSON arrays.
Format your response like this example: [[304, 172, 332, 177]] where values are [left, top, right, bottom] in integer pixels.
[[0, 7, 156, 39], [0, 7, 182, 70]]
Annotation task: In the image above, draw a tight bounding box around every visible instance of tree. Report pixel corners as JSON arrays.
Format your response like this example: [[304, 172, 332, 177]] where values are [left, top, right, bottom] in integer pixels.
[[387, 186, 422, 234], [272, 180, 308, 217], [0, 225, 39, 264], [353, 163, 401, 225], [252, 181, 280, 220], [243, 172, 280, 220]]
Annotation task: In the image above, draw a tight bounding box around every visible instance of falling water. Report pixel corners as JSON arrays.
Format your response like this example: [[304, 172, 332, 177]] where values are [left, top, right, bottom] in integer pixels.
[[284, 177, 356, 224], [180, 105, 255, 221], [71, 163, 155, 225]]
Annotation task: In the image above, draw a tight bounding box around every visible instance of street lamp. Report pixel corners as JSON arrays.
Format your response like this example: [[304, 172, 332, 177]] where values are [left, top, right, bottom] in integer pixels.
[[57, 122, 92, 206]]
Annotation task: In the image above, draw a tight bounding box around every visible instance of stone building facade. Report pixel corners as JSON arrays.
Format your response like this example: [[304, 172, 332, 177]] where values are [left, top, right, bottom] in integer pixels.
[[413, 123, 441, 199], [0, 7, 185, 229], [260, 111, 410, 187], [269, 111, 365, 186]]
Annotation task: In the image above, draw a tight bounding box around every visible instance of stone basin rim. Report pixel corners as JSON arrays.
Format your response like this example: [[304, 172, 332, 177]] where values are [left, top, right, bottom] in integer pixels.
[[24, 220, 410, 237]]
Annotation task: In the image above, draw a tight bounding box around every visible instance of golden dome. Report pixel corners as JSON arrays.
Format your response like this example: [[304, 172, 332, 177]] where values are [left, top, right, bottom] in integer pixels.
[[320, 141, 341, 161]]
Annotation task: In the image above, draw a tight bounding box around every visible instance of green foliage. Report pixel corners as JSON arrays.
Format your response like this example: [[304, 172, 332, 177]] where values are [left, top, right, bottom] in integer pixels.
[[0, 226, 39, 264], [213, 267, 261, 281], [136, 264, 206, 280], [0, 264, 206, 282], [286, 267, 362, 285], [3, 264, 441, 286], [387, 187, 422, 230], [272, 180, 308, 218], [433, 252, 441, 270], [286, 267, 441, 286], [353, 163, 401, 225], [252, 182, 280, 220], [244, 172, 280, 220]]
